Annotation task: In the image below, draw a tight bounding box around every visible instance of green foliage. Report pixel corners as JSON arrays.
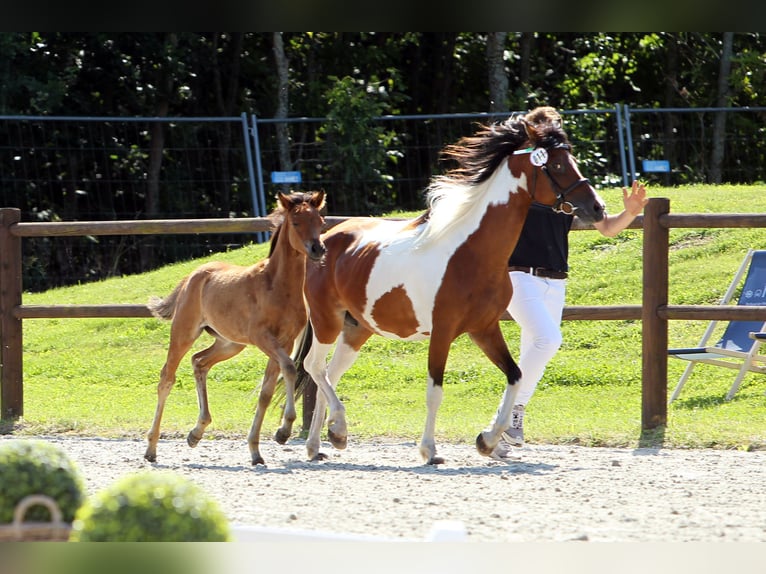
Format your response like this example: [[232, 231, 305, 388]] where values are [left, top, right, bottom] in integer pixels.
[[70, 470, 231, 541], [0, 439, 85, 524], [316, 75, 401, 214]]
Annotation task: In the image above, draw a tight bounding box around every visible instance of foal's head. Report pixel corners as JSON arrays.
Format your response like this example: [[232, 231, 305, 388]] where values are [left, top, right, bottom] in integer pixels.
[[509, 107, 605, 223], [272, 191, 327, 261]]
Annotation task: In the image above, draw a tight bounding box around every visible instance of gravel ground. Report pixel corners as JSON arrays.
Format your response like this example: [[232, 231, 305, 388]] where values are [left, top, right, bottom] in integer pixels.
[[6, 434, 765, 543]]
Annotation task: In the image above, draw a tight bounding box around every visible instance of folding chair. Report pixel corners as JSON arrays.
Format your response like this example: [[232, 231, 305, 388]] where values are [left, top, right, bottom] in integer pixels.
[[668, 249, 766, 402]]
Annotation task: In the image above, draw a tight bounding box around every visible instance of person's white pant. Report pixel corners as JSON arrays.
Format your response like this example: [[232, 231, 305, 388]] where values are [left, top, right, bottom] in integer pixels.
[[502, 271, 566, 407]]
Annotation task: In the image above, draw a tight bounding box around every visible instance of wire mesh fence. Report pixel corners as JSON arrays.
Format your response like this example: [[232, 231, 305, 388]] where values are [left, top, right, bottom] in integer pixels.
[[1, 106, 764, 290]]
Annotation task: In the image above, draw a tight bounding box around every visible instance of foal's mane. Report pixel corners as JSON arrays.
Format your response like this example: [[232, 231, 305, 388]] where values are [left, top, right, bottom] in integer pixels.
[[266, 191, 312, 257], [414, 107, 569, 247]]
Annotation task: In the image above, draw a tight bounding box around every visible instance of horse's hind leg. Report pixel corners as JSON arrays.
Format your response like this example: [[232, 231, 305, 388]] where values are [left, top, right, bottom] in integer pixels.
[[187, 338, 245, 448], [419, 332, 453, 465], [304, 328, 368, 460], [247, 357, 281, 466], [145, 333, 198, 462]]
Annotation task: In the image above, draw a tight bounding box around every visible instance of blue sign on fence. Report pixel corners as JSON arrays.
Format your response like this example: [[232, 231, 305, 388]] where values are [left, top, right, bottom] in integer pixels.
[[642, 159, 671, 173], [271, 171, 302, 184]]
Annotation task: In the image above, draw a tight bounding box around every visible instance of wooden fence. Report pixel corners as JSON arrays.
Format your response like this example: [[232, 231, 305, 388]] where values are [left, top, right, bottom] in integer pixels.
[[3, 198, 766, 429]]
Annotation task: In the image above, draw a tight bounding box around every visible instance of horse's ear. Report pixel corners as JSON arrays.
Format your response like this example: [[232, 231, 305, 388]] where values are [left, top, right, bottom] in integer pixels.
[[277, 192, 293, 210], [522, 119, 540, 145], [310, 190, 326, 211]]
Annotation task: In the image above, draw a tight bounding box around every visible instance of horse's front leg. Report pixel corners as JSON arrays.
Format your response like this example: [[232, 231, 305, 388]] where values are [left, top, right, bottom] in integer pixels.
[[420, 374, 445, 465], [247, 358, 281, 466], [274, 349, 298, 445], [469, 325, 522, 456]]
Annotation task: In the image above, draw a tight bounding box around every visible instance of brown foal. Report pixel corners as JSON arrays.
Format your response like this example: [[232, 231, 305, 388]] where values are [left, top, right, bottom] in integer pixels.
[[144, 190, 326, 465]]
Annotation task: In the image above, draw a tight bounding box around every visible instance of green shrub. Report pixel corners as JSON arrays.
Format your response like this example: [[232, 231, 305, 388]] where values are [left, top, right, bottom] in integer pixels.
[[70, 470, 231, 541], [0, 439, 86, 524]]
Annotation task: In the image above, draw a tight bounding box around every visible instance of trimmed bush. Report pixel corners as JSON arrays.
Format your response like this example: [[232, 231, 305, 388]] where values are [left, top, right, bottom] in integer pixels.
[[0, 439, 86, 524], [70, 470, 231, 541]]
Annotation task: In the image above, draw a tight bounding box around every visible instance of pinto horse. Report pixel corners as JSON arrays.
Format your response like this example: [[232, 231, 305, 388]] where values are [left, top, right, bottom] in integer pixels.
[[298, 106, 605, 464], [144, 190, 326, 466]]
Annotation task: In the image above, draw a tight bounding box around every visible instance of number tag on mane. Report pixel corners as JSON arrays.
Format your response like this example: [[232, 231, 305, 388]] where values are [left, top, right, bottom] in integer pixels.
[[530, 148, 548, 167]]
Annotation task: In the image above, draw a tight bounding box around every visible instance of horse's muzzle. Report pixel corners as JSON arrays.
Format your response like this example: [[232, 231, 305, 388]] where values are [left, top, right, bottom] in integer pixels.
[[572, 186, 606, 224], [307, 241, 327, 261]]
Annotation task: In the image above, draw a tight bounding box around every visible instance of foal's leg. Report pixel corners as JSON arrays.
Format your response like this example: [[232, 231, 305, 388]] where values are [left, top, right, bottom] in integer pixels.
[[144, 329, 200, 462], [468, 324, 522, 456], [273, 352, 297, 445], [247, 357, 281, 466], [187, 338, 246, 448]]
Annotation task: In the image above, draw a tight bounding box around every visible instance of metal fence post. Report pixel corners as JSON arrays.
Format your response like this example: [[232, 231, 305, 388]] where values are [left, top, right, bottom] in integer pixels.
[[623, 104, 637, 182], [249, 114, 269, 243], [615, 104, 629, 188]]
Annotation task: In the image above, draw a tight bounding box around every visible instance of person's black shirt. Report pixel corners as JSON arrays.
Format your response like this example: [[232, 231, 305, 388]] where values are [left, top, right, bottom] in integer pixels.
[[508, 202, 573, 272]]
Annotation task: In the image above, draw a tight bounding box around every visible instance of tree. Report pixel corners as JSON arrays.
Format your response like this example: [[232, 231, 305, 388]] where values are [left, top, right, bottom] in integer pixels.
[[316, 75, 399, 214], [272, 32, 292, 172], [486, 32, 509, 112], [710, 32, 734, 184]]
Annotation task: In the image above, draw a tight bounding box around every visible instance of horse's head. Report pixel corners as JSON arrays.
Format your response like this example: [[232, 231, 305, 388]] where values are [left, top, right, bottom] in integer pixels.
[[277, 190, 327, 261], [508, 109, 605, 224]]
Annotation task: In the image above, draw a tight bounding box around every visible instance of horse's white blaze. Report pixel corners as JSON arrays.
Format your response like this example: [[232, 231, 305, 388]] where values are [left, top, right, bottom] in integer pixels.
[[356, 163, 524, 340]]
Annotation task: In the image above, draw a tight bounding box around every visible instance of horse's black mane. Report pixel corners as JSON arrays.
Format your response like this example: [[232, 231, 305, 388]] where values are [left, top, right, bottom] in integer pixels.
[[438, 106, 570, 186]]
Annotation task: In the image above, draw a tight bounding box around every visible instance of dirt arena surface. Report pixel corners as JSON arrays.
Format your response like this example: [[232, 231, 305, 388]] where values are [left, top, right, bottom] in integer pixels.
[[5, 434, 764, 543]]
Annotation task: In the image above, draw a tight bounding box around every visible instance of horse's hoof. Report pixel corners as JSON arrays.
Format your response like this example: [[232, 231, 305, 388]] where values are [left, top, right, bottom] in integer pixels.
[[187, 431, 202, 448], [144, 452, 156, 463], [310, 452, 328, 462], [251, 455, 266, 466], [427, 456, 445, 465], [328, 430, 347, 450], [274, 428, 291, 445], [475, 432, 494, 456]]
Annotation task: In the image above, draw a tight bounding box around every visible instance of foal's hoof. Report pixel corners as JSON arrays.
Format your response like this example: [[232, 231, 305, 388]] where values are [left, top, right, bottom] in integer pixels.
[[328, 430, 347, 450], [251, 454, 266, 466], [310, 452, 329, 462], [475, 432, 494, 457], [187, 431, 202, 448], [144, 452, 157, 463], [274, 428, 291, 445], [427, 456, 445, 465]]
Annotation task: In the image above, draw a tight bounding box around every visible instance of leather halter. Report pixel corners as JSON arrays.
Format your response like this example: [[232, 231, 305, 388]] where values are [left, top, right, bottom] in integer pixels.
[[513, 144, 591, 214]]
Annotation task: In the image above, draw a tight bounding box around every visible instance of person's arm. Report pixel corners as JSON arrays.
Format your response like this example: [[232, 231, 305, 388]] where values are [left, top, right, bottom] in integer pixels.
[[592, 180, 648, 238]]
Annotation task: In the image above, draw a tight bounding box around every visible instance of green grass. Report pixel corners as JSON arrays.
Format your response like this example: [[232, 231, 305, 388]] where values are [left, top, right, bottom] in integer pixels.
[[5, 183, 766, 451]]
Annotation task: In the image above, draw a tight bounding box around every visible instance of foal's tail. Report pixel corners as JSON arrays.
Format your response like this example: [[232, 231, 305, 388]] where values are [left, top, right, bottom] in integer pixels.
[[147, 280, 185, 321]]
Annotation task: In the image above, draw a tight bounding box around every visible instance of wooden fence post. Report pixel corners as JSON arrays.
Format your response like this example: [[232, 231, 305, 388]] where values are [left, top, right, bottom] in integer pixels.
[[641, 197, 670, 429], [0, 208, 23, 418]]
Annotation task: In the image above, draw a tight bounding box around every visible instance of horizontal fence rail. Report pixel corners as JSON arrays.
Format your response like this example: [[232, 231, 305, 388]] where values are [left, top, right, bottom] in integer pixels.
[[3, 200, 766, 431]]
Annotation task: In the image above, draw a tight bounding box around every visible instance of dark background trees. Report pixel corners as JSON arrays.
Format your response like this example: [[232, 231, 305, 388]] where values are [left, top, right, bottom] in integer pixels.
[[3, 33, 761, 135], [1, 32, 763, 288]]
